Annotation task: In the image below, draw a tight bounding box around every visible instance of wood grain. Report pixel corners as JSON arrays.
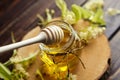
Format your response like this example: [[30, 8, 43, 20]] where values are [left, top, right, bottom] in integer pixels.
[[17, 27, 110, 80], [104, 0, 120, 38], [0, 0, 120, 79], [108, 31, 120, 80], [0, 0, 87, 61], [0, 0, 86, 45]]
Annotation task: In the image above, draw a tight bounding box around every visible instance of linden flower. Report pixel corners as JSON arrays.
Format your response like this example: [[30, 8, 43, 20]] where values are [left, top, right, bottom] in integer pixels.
[[79, 32, 88, 40], [11, 64, 29, 79], [79, 26, 105, 41], [107, 8, 120, 16], [64, 11, 76, 24], [68, 73, 77, 80], [10, 56, 23, 63], [84, 0, 104, 11]]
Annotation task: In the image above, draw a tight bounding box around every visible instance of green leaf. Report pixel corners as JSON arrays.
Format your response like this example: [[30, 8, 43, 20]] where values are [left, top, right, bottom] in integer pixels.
[[72, 4, 91, 21], [64, 11, 76, 24], [91, 8, 105, 25], [10, 50, 39, 69], [0, 63, 11, 80], [81, 7, 91, 19], [55, 0, 76, 24], [55, 0, 67, 18], [71, 4, 82, 21]]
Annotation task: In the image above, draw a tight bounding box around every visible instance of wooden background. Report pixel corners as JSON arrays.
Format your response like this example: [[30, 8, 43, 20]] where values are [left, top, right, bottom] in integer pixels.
[[0, 0, 120, 80]]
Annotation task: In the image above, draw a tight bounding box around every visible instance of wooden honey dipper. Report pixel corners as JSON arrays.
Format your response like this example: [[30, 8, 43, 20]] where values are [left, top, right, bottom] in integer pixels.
[[0, 25, 64, 53]]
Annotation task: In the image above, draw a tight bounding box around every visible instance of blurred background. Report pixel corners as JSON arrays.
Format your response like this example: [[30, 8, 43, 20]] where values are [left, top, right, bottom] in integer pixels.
[[0, 0, 16, 16], [0, 0, 120, 80]]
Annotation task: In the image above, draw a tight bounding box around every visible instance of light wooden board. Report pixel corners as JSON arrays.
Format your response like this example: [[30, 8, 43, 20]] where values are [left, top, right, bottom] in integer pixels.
[[17, 26, 110, 80]]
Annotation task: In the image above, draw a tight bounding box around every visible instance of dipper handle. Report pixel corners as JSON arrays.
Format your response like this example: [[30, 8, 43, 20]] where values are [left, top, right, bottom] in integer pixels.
[[0, 25, 64, 53]]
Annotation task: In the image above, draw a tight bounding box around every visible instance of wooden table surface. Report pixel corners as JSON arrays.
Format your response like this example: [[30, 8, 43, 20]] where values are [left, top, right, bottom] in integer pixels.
[[0, 0, 120, 80]]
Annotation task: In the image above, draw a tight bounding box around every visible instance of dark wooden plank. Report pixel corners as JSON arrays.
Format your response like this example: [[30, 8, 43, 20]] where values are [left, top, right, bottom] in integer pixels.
[[0, 0, 55, 62], [108, 26, 120, 40], [104, 1, 120, 79], [0, 0, 37, 33], [0, 0, 18, 16], [0, 0, 54, 45], [0, 0, 86, 61], [104, 0, 120, 39], [0, 0, 87, 46], [1, 1, 119, 79], [108, 31, 120, 80]]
